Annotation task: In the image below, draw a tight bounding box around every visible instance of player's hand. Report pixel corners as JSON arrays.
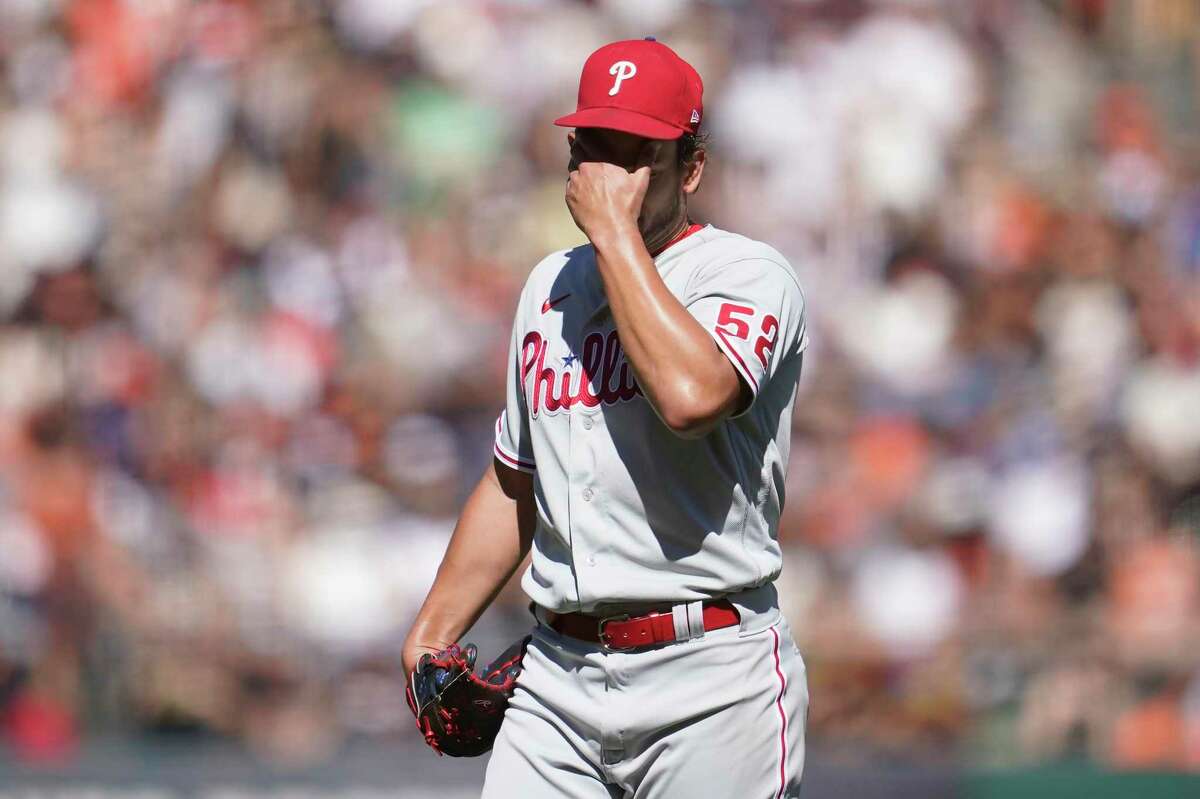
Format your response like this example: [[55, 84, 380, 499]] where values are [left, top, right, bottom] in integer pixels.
[[566, 141, 658, 242]]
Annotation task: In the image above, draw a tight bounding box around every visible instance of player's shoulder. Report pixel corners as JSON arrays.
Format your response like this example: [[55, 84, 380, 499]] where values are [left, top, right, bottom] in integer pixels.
[[687, 226, 803, 291], [520, 244, 595, 298]]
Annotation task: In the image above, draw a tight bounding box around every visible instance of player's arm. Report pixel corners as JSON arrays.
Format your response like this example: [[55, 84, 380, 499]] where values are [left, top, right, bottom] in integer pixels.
[[567, 144, 743, 438], [401, 459, 535, 677], [591, 225, 743, 438]]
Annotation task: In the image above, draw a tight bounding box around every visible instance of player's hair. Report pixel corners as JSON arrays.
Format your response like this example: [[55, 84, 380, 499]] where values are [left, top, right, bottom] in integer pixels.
[[678, 131, 709, 168]]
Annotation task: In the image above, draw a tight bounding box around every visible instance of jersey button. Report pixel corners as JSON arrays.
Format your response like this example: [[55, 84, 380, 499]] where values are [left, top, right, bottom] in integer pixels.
[[582, 488, 594, 502], [586, 555, 597, 566], [582, 416, 593, 430]]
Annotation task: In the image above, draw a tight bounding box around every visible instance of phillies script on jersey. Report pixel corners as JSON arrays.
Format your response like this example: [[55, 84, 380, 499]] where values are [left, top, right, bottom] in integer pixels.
[[521, 330, 642, 417]]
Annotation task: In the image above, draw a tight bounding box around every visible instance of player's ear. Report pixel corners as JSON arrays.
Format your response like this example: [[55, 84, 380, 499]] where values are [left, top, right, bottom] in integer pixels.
[[682, 147, 706, 195]]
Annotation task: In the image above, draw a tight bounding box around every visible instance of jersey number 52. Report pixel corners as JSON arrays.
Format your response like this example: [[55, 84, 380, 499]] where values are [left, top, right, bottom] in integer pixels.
[[715, 303, 779, 370]]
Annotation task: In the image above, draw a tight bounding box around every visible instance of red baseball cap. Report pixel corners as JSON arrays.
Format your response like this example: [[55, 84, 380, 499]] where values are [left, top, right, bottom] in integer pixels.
[[555, 38, 704, 141]]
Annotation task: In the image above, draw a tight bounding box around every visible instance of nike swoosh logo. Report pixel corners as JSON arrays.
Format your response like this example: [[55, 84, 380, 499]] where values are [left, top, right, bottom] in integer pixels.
[[541, 294, 571, 314]]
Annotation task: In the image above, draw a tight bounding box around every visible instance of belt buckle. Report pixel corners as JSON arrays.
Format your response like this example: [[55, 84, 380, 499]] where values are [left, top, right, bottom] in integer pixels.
[[597, 614, 632, 652]]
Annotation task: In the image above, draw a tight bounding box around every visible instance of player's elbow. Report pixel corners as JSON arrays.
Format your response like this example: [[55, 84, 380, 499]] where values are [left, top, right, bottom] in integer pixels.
[[666, 416, 720, 439], [657, 387, 726, 439], [657, 361, 745, 438]]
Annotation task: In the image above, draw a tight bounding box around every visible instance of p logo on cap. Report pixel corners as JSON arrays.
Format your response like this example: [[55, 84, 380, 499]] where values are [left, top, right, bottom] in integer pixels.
[[555, 39, 704, 141], [608, 61, 637, 96]]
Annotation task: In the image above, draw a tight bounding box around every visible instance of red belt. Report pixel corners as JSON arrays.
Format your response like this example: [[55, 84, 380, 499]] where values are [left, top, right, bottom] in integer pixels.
[[544, 600, 740, 652]]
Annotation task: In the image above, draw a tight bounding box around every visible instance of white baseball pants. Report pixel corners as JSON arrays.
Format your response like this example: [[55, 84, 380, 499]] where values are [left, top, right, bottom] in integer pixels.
[[481, 610, 808, 798]]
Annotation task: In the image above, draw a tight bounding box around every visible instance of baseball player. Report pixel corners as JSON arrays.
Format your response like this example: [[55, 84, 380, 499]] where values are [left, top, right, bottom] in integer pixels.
[[403, 38, 809, 798]]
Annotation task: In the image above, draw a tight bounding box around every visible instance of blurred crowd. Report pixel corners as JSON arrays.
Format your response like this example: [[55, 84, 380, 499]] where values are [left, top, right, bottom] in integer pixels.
[[0, 0, 1198, 773]]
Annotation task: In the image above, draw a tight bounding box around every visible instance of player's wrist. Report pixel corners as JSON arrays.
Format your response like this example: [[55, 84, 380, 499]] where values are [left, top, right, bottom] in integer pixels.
[[403, 626, 457, 673], [588, 217, 642, 258], [403, 642, 442, 675]]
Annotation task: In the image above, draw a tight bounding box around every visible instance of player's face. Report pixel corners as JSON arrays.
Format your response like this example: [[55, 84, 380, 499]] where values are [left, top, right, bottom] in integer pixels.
[[567, 128, 699, 244]]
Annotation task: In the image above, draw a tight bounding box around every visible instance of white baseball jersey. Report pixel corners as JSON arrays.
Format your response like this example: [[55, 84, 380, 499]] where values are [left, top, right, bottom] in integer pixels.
[[494, 224, 807, 613]]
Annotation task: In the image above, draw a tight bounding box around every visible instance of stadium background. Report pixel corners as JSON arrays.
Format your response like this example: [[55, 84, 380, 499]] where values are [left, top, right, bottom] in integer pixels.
[[0, 0, 1199, 796]]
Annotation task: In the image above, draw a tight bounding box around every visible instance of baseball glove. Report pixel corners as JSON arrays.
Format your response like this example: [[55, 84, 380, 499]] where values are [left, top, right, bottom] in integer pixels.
[[405, 636, 530, 757]]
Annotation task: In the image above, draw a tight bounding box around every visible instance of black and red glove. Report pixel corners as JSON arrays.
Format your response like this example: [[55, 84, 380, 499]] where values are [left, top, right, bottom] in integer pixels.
[[405, 637, 529, 757]]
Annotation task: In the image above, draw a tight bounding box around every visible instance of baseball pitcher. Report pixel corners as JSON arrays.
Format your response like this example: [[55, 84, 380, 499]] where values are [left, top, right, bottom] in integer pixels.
[[403, 38, 809, 798]]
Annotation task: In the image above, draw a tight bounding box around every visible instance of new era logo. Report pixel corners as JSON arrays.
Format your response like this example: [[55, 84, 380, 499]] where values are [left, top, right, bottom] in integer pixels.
[[690, 109, 700, 124]]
